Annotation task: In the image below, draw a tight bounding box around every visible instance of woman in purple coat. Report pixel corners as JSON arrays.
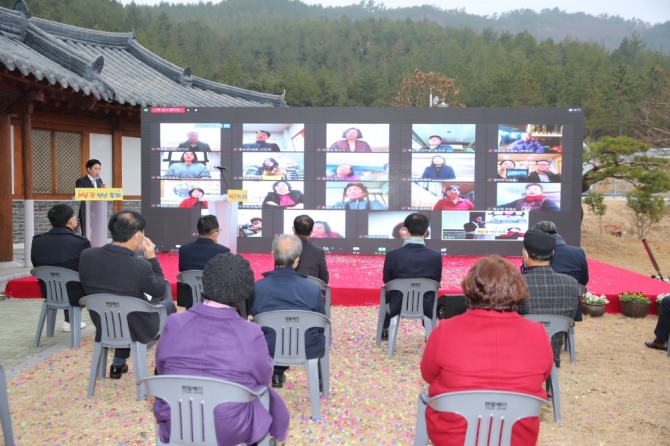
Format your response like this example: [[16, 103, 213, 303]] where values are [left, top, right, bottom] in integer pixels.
[[153, 253, 289, 446]]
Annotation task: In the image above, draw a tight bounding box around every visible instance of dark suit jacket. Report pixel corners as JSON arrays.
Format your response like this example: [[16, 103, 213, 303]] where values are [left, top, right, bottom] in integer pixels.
[[252, 268, 326, 359], [551, 235, 589, 286], [383, 242, 443, 318], [525, 171, 561, 183], [177, 237, 230, 307], [31, 226, 91, 305], [295, 236, 329, 284], [75, 175, 103, 235], [79, 244, 172, 343]]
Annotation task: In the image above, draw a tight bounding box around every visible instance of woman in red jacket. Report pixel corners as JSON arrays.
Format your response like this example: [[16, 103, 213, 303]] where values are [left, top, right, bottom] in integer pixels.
[[420, 255, 553, 446]]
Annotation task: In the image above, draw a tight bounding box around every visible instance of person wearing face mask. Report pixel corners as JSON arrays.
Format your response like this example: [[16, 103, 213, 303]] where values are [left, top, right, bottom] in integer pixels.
[[79, 211, 177, 380], [333, 182, 386, 210], [499, 183, 559, 212], [165, 151, 210, 178]]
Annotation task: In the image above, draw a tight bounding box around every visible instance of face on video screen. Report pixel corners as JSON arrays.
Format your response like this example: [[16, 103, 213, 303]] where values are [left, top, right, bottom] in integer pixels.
[[142, 107, 582, 255]]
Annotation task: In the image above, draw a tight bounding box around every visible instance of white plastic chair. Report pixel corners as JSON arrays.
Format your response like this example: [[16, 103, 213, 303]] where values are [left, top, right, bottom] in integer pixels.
[[414, 390, 548, 446], [0, 364, 14, 446], [81, 294, 167, 400], [523, 313, 574, 423], [375, 278, 440, 357], [31, 266, 83, 349], [253, 310, 331, 420], [139, 375, 274, 446], [305, 275, 332, 319]]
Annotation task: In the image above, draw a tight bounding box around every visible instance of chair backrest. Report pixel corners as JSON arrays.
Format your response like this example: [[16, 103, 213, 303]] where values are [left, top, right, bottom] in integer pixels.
[[305, 276, 332, 318], [177, 270, 204, 305], [428, 390, 548, 446], [385, 278, 440, 319], [253, 310, 330, 366], [31, 266, 80, 307], [522, 314, 573, 339], [139, 375, 269, 446], [80, 294, 167, 347]]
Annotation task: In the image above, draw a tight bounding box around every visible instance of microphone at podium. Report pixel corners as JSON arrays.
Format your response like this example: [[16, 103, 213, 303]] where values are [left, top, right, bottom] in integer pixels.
[[214, 166, 229, 192]]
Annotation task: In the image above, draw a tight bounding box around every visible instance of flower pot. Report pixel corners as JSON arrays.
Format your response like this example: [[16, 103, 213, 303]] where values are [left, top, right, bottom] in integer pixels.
[[620, 301, 650, 318], [583, 303, 606, 317]]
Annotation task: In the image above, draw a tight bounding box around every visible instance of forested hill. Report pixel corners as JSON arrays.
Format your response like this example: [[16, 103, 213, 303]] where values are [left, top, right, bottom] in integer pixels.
[[2, 0, 669, 141], [200, 0, 669, 54]]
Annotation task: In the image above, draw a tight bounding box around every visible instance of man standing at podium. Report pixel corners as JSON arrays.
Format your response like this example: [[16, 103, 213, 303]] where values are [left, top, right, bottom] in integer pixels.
[[75, 159, 106, 236]]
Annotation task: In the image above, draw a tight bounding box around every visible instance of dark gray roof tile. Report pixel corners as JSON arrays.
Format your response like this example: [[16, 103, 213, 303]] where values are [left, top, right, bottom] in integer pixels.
[[0, 5, 285, 108]]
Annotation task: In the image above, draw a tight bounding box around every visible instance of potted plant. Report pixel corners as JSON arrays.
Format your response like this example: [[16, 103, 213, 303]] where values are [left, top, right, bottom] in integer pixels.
[[582, 291, 609, 317], [619, 291, 651, 318]]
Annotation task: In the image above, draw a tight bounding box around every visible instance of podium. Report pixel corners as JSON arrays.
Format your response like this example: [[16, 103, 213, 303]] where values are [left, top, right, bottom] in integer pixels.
[[209, 195, 238, 253], [75, 188, 123, 248]]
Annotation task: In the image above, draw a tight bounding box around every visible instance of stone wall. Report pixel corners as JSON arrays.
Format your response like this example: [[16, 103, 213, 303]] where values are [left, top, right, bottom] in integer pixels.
[[12, 200, 141, 243]]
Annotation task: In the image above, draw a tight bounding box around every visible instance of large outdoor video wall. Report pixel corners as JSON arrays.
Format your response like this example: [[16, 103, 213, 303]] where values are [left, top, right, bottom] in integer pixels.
[[141, 107, 584, 256]]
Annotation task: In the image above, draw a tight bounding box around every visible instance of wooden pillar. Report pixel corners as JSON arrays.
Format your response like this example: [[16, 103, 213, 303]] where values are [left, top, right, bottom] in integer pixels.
[[0, 114, 12, 261], [112, 128, 123, 213]]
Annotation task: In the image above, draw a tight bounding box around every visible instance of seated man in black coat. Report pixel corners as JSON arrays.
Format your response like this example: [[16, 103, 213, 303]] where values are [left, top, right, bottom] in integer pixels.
[[177, 215, 230, 308], [382, 213, 443, 339], [79, 211, 176, 379], [31, 203, 90, 332], [293, 214, 329, 284]]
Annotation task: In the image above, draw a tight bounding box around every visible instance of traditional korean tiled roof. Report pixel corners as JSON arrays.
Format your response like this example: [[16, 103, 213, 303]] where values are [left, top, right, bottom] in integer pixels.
[[0, 4, 286, 108]]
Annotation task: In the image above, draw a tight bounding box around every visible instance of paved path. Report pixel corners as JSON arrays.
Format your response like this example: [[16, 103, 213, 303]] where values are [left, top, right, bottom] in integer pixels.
[[0, 298, 95, 380]]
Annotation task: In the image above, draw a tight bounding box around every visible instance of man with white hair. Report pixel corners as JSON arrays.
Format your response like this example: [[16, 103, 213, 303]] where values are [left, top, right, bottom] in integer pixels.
[[252, 234, 326, 388]]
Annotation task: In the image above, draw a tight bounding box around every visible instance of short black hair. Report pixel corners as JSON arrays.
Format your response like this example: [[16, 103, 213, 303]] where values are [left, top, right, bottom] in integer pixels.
[[293, 214, 314, 236], [197, 215, 219, 236], [85, 159, 101, 170], [108, 211, 145, 242], [404, 213, 429, 237], [532, 220, 558, 235], [47, 204, 74, 227]]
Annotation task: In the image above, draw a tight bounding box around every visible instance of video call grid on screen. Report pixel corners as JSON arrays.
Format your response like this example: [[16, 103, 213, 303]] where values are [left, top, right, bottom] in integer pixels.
[[141, 107, 584, 256]]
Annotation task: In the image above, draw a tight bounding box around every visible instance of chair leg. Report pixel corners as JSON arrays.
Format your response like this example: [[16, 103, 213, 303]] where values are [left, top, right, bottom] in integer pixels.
[[306, 359, 321, 420], [88, 343, 104, 398], [70, 306, 82, 349], [423, 315, 434, 341], [0, 365, 15, 446], [320, 352, 330, 399], [387, 316, 400, 357], [33, 302, 48, 347], [413, 392, 428, 446], [375, 301, 387, 346], [132, 343, 148, 400], [568, 327, 576, 364], [46, 308, 57, 337], [549, 365, 561, 423]]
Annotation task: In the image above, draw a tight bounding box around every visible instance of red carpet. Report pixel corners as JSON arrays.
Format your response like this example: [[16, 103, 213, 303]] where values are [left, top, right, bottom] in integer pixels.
[[6, 253, 669, 315]]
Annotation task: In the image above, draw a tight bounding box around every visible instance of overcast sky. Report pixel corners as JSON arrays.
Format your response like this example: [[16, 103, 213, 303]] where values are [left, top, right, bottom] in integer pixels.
[[117, 0, 670, 25]]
